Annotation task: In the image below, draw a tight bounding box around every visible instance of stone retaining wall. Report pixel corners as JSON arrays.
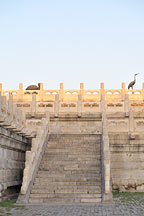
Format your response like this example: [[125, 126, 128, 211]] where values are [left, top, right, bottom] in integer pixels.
[[110, 133, 144, 192], [0, 126, 30, 201]]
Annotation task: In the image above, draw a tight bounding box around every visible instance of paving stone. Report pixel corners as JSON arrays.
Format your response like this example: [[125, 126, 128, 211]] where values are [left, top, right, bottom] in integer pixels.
[[1, 197, 144, 216]]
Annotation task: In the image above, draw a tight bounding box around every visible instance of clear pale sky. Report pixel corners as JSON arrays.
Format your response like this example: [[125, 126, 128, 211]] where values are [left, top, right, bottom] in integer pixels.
[[0, 0, 144, 90]]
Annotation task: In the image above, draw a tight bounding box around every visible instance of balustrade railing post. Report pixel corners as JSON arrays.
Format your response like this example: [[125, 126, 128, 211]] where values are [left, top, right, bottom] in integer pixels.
[[31, 94, 36, 116], [54, 94, 59, 117], [124, 94, 129, 116], [121, 82, 125, 100], [13, 104, 19, 129], [18, 83, 24, 102], [0, 83, 2, 94], [100, 94, 106, 113], [77, 94, 82, 117], [39, 83, 43, 90], [129, 109, 135, 132], [8, 94, 13, 123], [142, 83, 144, 100], [59, 83, 64, 102], [1, 96, 7, 118], [100, 82, 105, 96], [0, 95, 2, 121], [80, 83, 84, 100], [39, 83, 44, 101]]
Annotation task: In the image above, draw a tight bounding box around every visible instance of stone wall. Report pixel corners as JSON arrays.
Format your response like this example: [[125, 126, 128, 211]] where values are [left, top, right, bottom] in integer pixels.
[[24, 113, 102, 135], [49, 115, 102, 134], [0, 126, 30, 201], [110, 133, 144, 192]]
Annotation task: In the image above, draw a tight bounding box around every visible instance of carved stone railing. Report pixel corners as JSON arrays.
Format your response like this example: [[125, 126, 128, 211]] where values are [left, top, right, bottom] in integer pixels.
[[1, 82, 144, 103], [1, 82, 144, 118], [0, 94, 36, 201], [101, 94, 112, 202], [18, 112, 49, 203], [1, 82, 144, 117], [0, 94, 34, 138]]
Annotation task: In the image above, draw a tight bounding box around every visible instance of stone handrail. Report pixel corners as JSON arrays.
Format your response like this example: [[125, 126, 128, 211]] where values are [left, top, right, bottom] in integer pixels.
[[1, 90, 144, 123], [7, 93, 144, 118], [20, 113, 49, 196], [0, 94, 34, 138]]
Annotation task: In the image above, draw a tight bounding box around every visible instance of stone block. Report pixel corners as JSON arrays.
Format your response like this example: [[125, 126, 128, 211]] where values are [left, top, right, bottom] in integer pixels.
[[81, 198, 101, 203]]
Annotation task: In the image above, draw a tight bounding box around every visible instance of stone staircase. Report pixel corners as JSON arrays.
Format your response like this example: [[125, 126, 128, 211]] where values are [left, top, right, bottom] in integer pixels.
[[29, 134, 102, 203]]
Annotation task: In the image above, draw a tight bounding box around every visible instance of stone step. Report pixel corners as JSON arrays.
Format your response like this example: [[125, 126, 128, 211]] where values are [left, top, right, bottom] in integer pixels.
[[48, 134, 101, 140], [29, 193, 101, 199], [37, 173, 101, 179], [38, 170, 100, 175], [42, 153, 100, 159], [40, 161, 100, 168], [32, 184, 101, 191], [40, 160, 100, 165], [41, 159, 101, 165], [41, 156, 101, 162], [41, 157, 100, 161], [46, 144, 100, 148], [40, 161, 100, 171], [47, 140, 100, 144], [41, 158, 101, 163], [33, 180, 101, 187], [39, 166, 101, 172], [37, 172, 101, 179], [44, 149, 100, 154], [49, 136, 99, 141], [35, 177, 101, 183], [43, 151, 100, 155], [31, 188, 101, 194], [47, 142, 100, 147], [44, 152, 100, 157], [48, 137, 101, 141], [37, 170, 101, 175], [46, 146, 100, 151], [47, 140, 100, 145], [47, 141, 101, 145], [48, 136, 101, 140], [47, 141, 100, 145], [40, 160, 100, 164], [29, 197, 101, 204], [29, 133, 102, 203]]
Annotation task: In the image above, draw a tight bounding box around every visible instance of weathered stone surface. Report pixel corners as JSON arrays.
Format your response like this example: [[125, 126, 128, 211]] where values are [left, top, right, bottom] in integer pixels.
[[2, 83, 144, 203], [29, 134, 102, 203], [110, 133, 144, 192], [0, 126, 30, 201]]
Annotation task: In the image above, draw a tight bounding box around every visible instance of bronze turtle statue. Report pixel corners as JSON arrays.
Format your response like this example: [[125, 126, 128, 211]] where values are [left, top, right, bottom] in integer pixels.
[[26, 83, 40, 90]]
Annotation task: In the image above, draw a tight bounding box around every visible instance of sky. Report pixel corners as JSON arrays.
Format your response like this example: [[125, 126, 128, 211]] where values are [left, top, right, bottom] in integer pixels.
[[0, 0, 144, 90]]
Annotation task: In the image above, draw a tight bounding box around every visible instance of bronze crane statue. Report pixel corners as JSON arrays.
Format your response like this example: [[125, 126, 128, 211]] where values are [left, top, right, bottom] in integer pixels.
[[26, 83, 40, 90], [128, 73, 139, 89]]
